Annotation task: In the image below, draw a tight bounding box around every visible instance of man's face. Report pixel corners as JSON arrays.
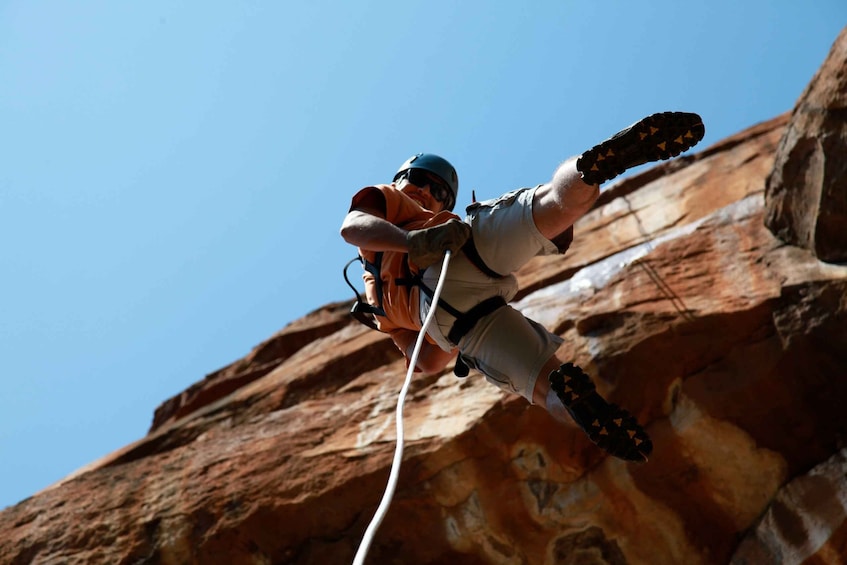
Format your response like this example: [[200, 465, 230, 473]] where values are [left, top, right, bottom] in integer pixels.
[[397, 169, 453, 213]]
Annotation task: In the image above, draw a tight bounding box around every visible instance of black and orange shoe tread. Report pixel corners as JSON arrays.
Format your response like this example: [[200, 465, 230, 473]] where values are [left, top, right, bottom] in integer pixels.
[[577, 111, 705, 186], [549, 362, 653, 462]]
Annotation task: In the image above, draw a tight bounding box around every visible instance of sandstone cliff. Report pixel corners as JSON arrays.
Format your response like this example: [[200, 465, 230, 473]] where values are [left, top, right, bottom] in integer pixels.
[[2, 27, 846, 565]]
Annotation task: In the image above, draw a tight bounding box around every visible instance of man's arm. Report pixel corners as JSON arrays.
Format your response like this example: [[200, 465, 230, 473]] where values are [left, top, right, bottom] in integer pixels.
[[341, 204, 471, 270], [340, 208, 410, 253]]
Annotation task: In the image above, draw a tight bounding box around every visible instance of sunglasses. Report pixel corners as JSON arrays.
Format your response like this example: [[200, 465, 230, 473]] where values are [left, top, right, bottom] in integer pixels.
[[404, 169, 453, 208]]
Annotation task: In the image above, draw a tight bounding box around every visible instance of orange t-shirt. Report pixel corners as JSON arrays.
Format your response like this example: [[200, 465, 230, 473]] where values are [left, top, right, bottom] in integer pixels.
[[349, 184, 460, 345]]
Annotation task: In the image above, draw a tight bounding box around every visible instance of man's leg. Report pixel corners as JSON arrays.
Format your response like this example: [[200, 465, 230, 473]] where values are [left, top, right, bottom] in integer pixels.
[[532, 156, 599, 243], [533, 355, 653, 462], [532, 112, 705, 242]]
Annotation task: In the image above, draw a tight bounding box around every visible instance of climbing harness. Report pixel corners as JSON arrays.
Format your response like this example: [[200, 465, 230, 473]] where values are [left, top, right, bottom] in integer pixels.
[[352, 250, 453, 565], [343, 237, 508, 348]]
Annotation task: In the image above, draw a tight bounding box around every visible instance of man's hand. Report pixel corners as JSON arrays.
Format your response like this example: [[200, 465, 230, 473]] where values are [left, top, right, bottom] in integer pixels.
[[406, 219, 471, 270]]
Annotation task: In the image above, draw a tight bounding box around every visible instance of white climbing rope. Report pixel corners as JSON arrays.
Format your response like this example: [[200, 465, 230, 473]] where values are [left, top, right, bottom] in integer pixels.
[[353, 250, 452, 565]]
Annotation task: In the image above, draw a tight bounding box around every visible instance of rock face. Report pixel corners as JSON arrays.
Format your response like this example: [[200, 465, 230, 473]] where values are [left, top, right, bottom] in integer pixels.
[[3, 31, 847, 565], [732, 449, 847, 564], [765, 25, 847, 263]]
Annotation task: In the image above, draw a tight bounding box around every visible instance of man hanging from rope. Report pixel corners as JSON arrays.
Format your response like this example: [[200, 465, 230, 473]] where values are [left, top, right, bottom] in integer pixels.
[[340, 112, 705, 462]]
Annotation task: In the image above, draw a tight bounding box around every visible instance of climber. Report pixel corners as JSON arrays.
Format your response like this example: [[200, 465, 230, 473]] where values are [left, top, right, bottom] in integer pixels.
[[340, 112, 705, 462]]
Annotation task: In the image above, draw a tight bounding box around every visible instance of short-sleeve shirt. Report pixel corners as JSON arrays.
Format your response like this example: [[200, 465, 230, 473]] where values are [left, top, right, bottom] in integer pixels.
[[349, 183, 460, 341]]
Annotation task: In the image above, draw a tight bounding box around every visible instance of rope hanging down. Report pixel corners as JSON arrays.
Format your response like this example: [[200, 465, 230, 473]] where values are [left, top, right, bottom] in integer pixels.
[[352, 250, 453, 565]]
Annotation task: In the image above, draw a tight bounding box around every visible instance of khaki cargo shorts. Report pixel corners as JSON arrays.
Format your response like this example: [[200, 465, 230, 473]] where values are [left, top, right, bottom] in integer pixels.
[[421, 186, 564, 402]]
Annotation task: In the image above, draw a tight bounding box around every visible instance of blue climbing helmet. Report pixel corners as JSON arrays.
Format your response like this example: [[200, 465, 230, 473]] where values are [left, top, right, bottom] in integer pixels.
[[393, 153, 459, 211]]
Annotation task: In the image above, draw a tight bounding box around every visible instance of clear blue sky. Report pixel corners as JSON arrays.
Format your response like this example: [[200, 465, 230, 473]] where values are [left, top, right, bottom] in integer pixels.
[[1, 2, 844, 510]]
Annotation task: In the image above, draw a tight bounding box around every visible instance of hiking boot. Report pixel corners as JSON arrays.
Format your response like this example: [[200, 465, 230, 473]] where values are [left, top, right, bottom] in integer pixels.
[[577, 111, 705, 185], [549, 363, 653, 462]]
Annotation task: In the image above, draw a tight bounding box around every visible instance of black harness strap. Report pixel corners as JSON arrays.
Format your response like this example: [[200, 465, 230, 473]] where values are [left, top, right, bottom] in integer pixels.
[[398, 272, 464, 319], [362, 252, 386, 313], [446, 295, 507, 345], [461, 237, 505, 279]]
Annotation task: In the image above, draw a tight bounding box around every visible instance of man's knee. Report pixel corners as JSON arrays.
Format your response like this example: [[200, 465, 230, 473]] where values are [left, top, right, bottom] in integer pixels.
[[532, 356, 564, 405], [531, 161, 599, 241]]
